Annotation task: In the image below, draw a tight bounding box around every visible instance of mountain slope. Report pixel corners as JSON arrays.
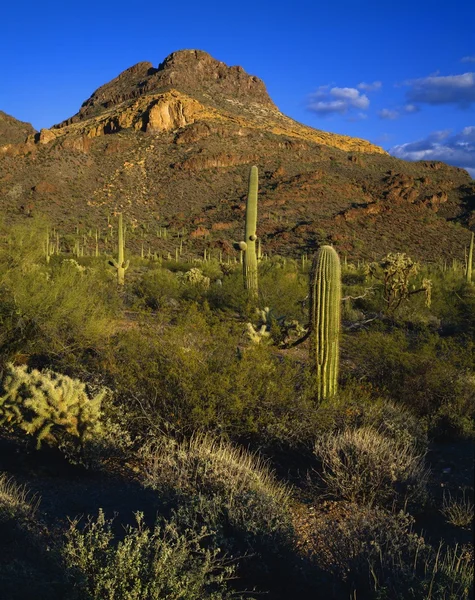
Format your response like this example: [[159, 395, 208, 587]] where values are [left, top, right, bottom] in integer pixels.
[[0, 50, 473, 261], [0, 111, 36, 145]]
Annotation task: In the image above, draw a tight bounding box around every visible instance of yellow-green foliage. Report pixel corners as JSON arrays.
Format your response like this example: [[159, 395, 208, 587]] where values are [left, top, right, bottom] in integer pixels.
[[0, 364, 104, 448], [63, 509, 239, 600]]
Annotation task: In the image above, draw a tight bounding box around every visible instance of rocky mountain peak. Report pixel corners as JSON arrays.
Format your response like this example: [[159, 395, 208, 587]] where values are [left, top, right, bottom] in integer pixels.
[[55, 50, 275, 127]]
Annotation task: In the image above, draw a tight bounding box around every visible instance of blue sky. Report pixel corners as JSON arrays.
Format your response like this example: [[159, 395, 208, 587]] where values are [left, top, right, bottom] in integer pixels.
[[1, 0, 474, 176]]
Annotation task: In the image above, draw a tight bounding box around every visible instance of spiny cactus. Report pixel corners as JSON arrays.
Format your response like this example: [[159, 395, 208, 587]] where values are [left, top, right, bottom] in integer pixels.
[[238, 165, 259, 297], [0, 364, 104, 449], [177, 268, 210, 289], [466, 231, 474, 284], [108, 213, 129, 285], [310, 245, 341, 402]]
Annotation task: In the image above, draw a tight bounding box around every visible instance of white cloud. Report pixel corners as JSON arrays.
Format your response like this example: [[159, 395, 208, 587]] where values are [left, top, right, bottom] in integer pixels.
[[461, 56, 475, 63], [378, 104, 419, 120], [308, 86, 369, 115], [358, 81, 382, 92], [379, 108, 400, 120], [390, 127, 475, 176], [405, 73, 475, 107]]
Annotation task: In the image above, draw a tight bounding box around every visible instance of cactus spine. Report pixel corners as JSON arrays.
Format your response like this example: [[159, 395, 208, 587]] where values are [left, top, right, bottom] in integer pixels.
[[109, 213, 129, 285], [466, 231, 474, 284], [239, 165, 259, 296], [310, 245, 341, 402]]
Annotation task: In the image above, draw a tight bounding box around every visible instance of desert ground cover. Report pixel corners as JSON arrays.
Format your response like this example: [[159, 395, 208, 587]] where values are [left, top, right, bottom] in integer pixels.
[[0, 217, 473, 599]]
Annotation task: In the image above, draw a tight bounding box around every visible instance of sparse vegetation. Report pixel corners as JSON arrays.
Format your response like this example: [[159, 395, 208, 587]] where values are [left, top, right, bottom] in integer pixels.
[[0, 208, 473, 599]]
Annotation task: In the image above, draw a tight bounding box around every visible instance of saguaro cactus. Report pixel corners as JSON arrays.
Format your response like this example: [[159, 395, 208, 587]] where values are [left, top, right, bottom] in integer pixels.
[[466, 231, 474, 284], [238, 165, 259, 296], [109, 213, 129, 285], [310, 245, 341, 402]]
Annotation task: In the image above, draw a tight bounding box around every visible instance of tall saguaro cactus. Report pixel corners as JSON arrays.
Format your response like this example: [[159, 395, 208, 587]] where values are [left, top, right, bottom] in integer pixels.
[[310, 245, 341, 402], [109, 213, 129, 285], [466, 231, 474, 284], [238, 165, 259, 296]]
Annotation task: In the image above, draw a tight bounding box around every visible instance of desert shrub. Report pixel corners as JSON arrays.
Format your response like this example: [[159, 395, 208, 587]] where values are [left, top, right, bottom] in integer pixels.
[[206, 267, 250, 314], [258, 259, 307, 321], [0, 258, 117, 364], [314, 426, 429, 509], [141, 433, 292, 546], [107, 305, 307, 443], [140, 433, 295, 597], [343, 329, 475, 438], [63, 509, 240, 600], [133, 268, 181, 309], [310, 504, 473, 599], [0, 363, 105, 449]]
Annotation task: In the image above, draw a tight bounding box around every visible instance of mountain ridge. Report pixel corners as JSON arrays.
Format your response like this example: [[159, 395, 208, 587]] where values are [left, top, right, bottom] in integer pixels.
[[0, 50, 473, 263]]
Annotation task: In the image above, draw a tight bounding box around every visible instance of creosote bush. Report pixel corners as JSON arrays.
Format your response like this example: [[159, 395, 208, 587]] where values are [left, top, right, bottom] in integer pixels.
[[63, 509, 240, 600], [314, 426, 429, 508]]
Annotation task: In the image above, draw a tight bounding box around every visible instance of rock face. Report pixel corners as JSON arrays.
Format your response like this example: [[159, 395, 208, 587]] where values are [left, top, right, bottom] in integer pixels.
[[41, 50, 386, 156], [0, 111, 36, 145], [56, 50, 276, 128]]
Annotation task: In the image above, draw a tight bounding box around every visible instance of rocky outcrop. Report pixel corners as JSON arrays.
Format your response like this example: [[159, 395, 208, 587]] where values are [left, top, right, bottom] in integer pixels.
[[45, 49, 386, 156], [0, 111, 36, 145], [55, 50, 275, 128]]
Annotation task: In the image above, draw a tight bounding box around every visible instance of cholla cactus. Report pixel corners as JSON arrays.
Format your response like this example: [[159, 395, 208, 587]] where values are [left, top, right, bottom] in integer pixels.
[[61, 258, 86, 273], [177, 268, 210, 289], [0, 364, 104, 449], [377, 253, 431, 314], [245, 322, 271, 344]]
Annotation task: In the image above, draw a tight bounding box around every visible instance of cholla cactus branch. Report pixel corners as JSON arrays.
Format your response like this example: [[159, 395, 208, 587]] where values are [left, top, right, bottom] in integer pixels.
[[0, 364, 104, 449]]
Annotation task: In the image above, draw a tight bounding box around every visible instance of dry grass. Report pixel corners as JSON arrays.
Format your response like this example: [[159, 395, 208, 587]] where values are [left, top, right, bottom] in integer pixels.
[[314, 426, 429, 508], [0, 472, 40, 522], [141, 432, 291, 539], [441, 489, 474, 528]]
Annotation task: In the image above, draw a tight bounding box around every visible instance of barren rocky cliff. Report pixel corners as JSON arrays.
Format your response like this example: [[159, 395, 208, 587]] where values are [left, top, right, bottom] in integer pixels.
[[0, 50, 473, 261]]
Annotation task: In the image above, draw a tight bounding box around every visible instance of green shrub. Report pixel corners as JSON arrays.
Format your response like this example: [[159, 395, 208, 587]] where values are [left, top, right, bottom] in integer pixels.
[[343, 329, 475, 439], [0, 363, 105, 449], [133, 268, 181, 310], [63, 509, 240, 600], [108, 305, 307, 443], [314, 426, 429, 508]]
